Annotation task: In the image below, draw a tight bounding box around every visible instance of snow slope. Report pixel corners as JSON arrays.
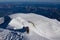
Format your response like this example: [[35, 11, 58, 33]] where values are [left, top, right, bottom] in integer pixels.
[[8, 13, 60, 40], [0, 13, 60, 40], [0, 28, 49, 40]]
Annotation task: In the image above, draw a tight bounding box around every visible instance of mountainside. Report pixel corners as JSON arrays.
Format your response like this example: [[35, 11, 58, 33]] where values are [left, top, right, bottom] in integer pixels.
[[9, 13, 60, 40], [0, 13, 60, 40]]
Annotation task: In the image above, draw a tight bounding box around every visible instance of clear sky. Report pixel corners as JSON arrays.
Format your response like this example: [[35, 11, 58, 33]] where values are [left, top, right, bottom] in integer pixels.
[[0, 0, 60, 2]]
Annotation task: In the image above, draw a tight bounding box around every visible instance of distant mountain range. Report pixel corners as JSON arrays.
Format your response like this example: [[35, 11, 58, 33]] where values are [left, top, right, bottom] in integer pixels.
[[0, 2, 60, 4], [0, 2, 60, 21]]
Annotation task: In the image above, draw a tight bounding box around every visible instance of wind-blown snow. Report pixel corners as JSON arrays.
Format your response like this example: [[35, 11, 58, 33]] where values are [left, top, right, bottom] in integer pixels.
[[8, 13, 60, 40]]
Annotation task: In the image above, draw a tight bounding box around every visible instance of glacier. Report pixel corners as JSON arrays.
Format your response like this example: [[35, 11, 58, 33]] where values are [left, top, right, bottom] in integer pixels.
[[0, 13, 60, 40]]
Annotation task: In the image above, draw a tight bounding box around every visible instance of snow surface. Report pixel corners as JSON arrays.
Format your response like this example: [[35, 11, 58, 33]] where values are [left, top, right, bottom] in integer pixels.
[[0, 13, 60, 40], [8, 13, 60, 40], [0, 28, 49, 40]]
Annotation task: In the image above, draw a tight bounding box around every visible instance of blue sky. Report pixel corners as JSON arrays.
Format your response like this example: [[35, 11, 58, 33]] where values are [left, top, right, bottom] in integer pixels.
[[0, 0, 60, 2]]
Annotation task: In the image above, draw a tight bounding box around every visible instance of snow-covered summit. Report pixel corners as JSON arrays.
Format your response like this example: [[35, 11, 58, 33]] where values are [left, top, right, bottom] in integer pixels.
[[0, 13, 60, 40], [8, 13, 60, 40]]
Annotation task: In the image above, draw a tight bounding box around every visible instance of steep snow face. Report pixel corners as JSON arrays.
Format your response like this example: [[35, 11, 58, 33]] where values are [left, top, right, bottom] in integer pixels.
[[8, 17, 25, 29], [8, 13, 60, 40], [8, 17, 33, 30]]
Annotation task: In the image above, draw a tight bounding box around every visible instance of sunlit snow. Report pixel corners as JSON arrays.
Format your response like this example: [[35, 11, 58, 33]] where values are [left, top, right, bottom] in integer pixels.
[[8, 13, 60, 40], [0, 13, 60, 40]]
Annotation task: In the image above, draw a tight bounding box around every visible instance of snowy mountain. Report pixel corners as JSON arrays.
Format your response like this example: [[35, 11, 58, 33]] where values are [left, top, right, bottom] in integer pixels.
[[0, 13, 60, 40], [0, 28, 49, 40]]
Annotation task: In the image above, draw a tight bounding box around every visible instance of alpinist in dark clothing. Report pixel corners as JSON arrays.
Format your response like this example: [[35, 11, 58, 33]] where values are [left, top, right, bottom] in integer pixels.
[[26, 27, 29, 33]]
